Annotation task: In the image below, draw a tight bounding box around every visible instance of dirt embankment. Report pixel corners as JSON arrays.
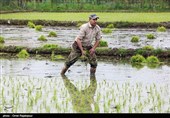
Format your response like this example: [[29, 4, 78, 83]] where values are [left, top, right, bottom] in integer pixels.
[[0, 45, 170, 59], [0, 19, 170, 28]]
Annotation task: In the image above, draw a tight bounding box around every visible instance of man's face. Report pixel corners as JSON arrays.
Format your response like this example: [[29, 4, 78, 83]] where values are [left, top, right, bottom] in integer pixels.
[[89, 18, 98, 27]]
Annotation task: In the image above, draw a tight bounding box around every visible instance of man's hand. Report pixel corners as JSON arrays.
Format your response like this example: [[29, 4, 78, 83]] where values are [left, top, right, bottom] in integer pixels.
[[89, 48, 95, 56]]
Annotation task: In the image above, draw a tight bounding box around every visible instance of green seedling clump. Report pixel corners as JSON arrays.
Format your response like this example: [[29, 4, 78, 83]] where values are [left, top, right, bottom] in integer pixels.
[[35, 25, 43, 31], [130, 54, 146, 64], [99, 40, 108, 47], [142, 45, 154, 51], [51, 52, 65, 61], [146, 33, 155, 39], [43, 44, 58, 50], [131, 36, 139, 43], [146, 55, 160, 64], [102, 28, 112, 34], [106, 24, 114, 28], [27, 21, 35, 28], [0, 36, 5, 43], [38, 35, 47, 41], [48, 31, 57, 37], [157, 26, 166, 32], [17, 49, 30, 58]]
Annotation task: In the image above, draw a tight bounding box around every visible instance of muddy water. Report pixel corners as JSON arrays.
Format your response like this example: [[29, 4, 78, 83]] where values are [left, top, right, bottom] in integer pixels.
[[0, 58, 170, 113], [0, 24, 170, 113], [0, 25, 170, 49]]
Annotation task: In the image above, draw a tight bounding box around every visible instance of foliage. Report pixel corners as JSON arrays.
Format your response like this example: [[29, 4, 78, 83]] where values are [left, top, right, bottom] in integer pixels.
[[27, 21, 35, 28], [130, 54, 146, 64], [146, 56, 160, 64], [38, 35, 47, 41], [48, 31, 57, 37], [35, 25, 43, 31], [102, 28, 112, 34], [106, 24, 114, 28], [99, 40, 108, 47], [1, 0, 170, 12], [42, 44, 58, 50], [131, 36, 139, 43], [146, 33, 155, 39], [142, 45, 154, 51], [157, 26, 166, 32], [17, 49, 29, 59], [1, 13, 170, 23], [0, 36, 5, 44], [51, 51, 65, 61]]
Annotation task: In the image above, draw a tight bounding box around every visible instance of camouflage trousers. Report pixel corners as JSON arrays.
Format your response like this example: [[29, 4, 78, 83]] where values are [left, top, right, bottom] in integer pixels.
[[65, 41, 97, 68]]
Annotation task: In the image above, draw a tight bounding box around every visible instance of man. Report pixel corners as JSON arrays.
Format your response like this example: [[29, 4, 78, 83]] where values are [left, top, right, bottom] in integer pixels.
[[61, 14, 102, 75]]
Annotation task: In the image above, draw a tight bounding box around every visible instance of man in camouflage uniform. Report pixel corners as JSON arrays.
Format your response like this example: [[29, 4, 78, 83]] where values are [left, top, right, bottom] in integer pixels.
[[61, 14, 102, 75]]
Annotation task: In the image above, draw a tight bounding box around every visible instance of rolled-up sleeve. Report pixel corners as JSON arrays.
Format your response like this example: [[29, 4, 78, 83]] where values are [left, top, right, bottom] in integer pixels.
[[95, 28, 102, 41]]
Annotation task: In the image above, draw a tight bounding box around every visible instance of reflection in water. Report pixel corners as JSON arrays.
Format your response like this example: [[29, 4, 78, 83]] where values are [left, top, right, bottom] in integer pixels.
[[61, 75, 99, 113]]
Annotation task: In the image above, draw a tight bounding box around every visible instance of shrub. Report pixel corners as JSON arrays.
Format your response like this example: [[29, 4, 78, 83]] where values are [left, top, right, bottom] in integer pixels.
[[0, 36, 5, 43], [17, 49, 30, 59], [146, 33, 155, 39], [27, 21, 35, 28], [130, 54, 146, 63], [99, 40, 108, 47], [35, 25, 43, 31], [38, 35, 47, 41], [131, 36, 139, 43], [146, 56, 160, 64], [157, 26, 166, 32], [48, 31, 57, 37], [102, 28, 112, 34]]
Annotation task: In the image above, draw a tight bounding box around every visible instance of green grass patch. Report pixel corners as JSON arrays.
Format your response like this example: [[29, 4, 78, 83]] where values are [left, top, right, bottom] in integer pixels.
[[1, 12, 170, 23]]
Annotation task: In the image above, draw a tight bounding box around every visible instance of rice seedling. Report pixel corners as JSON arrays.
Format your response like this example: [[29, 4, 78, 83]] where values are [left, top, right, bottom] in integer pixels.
[[35, 25, 43, 31], [17, 49, 30, 59], [38, 35, 47, 41], [48, 31, 57, 37], [27, 21, 35, 28], [131, 36, 140, 43], [156, 26, 166, 32], [146, 33, 156, 39], [0, 36, 5, 43]]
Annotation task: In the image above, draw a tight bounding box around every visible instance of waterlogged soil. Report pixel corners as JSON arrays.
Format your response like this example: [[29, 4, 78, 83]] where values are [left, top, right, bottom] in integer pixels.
[[0, 58, 170, 113], [0, 24, 170, 113], [0, 25, 170, 49]]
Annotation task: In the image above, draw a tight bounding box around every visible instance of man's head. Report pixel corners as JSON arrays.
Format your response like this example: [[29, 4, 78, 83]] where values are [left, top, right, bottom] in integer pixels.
[[89, 14, 99, 27]]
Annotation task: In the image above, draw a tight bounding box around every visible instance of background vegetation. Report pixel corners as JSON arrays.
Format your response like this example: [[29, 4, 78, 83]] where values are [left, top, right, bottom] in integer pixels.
[[1, 12, 170, 23], [0, 0, 170, 12]]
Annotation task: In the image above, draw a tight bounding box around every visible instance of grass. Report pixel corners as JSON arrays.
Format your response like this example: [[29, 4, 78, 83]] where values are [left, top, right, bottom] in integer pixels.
[[1, 12, 170, 23]]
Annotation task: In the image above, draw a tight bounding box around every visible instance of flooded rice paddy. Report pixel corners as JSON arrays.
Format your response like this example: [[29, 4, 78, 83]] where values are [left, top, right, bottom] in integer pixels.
[[0, 25, 170, 49], [0, 58, 170, 113], [0, 24, 170, 113]]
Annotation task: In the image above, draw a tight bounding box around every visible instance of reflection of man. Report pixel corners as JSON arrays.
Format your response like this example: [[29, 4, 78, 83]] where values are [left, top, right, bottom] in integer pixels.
[[61, 75, 99, 113]]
